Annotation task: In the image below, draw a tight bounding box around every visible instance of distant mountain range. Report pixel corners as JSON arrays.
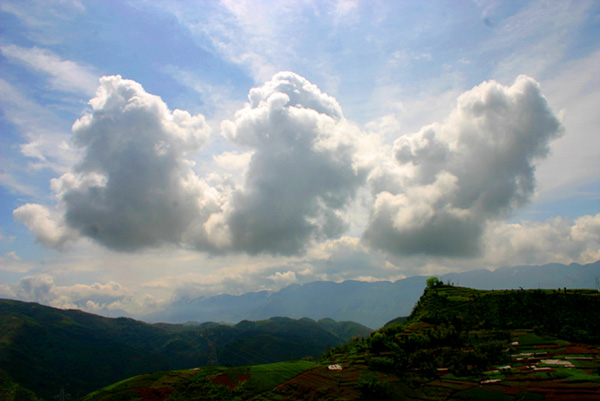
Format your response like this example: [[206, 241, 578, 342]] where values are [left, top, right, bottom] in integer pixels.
[[83, 285, 600, 401], [0, 299, 370, 400], [147, 261, 600, 328]]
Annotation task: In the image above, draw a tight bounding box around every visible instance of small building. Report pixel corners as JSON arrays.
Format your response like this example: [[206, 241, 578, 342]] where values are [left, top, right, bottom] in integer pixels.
[[544, 359, 575, 368], [328, 364, 342, 370], [481, 379, 502, 384]]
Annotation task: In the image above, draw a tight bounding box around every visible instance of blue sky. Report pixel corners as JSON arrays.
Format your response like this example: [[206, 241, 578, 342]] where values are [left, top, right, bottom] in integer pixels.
[[1, 0, 599, 319]]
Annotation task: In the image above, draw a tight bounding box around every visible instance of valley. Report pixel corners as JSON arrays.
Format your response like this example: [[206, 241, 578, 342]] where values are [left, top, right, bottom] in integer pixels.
[[43, 284, 600, 401], [0, 300, 369, 400]]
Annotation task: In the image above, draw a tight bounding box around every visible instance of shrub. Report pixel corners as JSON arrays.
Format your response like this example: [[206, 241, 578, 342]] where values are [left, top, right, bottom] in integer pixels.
[[368, 357, 394, 372]]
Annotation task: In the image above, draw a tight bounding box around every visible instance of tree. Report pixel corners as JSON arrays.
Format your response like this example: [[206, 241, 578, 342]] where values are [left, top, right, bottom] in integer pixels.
[[426, 277, 441, 289]]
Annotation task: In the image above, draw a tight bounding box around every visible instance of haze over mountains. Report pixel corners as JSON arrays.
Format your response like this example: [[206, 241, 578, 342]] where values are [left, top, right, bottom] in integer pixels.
[[0, 299, 370, 400], [2, 261, 599, 400], [70, 283, 600, 401], [147, 261, 600, 328]]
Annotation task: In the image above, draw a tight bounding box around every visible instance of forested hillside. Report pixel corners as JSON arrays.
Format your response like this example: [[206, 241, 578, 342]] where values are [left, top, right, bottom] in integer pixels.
[[0, 299, 369, 400], [147, 261, 600, 328], [82, 285, 600, 400]]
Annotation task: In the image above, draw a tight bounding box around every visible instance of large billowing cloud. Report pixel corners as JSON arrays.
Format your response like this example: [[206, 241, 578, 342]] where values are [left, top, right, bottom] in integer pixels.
[[14, 72, 566, 261], [15, 75, 218, 251], [0, 273, 155, 316], [219, 72, 365, 255], [15, 72, 365, 255], [485, 212, 600, 266], [12, 204, 75, 249], [364, 76, 563, 257], [60, 76, 215, 251]]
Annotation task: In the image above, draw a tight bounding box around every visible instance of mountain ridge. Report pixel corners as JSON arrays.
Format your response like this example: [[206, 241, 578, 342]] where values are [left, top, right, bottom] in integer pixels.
[[81, 285, 600, 401], [0, 299, 370, 400], [147, 260, 600, 328]]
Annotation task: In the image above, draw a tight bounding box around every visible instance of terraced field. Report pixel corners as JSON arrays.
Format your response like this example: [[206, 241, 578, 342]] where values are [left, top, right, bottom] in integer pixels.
[[80, 286, 600, 400], [401, 330, 600, 401], [80, 361, 321, 401], [84, 330, 600, 400]]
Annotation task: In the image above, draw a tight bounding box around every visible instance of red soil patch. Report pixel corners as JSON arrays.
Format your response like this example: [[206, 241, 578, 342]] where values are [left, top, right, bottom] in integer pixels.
[[270, 365, 363, 400], [210, 373, 249, 389], [545, 390, 600, 400], [561, 345, 600, 355], [133, 387, 173, 401], [497, 381, 600, 398], [435, 379, 474, 391]]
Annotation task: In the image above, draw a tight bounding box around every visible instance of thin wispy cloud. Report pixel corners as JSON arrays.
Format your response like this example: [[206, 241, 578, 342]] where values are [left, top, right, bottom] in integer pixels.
[[1, 45, 98, 96]]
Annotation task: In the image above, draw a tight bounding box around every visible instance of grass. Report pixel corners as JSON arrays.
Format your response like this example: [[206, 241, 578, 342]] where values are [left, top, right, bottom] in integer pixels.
[[554, 367, 600, 382], [570, 359, 600, 369], [421, 325, 600, 400], [435, 286, 476, 302], [80, 375, 146, 400], [533, 367, 600, 382], [446, 295, 470, 302], [442, 373, 479, 381], [78, 286, 600, 400], [432, 380, 475, 392], [518, 347, 566, 354], [81, 361, 318, 401], [188, 366, 220, 380], [449, 386, 513, 401], [235, 360, 318, 395], [513, 392, 545, 401], [484, 372, 507, 380], [516, 333, 565, 346]]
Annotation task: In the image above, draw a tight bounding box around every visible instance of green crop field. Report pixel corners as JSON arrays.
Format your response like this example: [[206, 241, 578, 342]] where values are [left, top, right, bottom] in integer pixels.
[[450, 387, 514, 401], [79, 285, 600, 400], [80, 360, 319, 401], [220, 360, 318, 397]]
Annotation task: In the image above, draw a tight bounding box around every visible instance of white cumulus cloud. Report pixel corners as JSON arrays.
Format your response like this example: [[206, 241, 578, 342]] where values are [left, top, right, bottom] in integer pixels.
[[13, 72, 571, 265], [485, 212, 600, 266], [17, 75, 220, 252], [220, 72, 365, 255], [364, 75, 563, 257], [13, 203, 75, 249], [1, 273, 155, 316]]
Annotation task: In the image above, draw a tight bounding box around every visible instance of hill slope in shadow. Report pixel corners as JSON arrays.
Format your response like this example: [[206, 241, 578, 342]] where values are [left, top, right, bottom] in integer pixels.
[[0, 299, 370, 400]]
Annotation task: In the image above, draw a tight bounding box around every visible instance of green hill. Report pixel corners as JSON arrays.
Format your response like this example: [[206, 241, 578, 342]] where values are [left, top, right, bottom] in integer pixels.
[[323, 284, 600, 400], [0, 299, 368, 400], [317, 318, 373, 341], [81, 285, 600, 400], [407, 285, 600, 341], [146, 261, 600, 329]]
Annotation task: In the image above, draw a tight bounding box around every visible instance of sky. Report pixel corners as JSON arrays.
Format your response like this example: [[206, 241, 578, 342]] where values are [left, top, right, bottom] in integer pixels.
[[1, 0, 599, 319]]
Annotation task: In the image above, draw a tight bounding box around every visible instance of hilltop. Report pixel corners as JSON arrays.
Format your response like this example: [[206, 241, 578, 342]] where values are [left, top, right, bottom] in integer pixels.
[[81, 285, 600, 400], [146, 260, 600, 328], [0, 299, 370, 400]]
